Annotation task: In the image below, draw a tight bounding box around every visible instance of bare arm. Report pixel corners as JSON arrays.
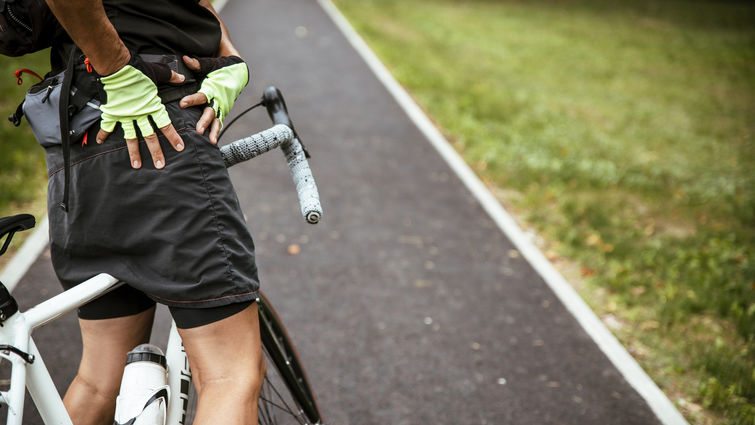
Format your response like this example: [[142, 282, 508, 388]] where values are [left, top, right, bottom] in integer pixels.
[[46, 0, 185, 170], [180, 0, 248, 144], [45, 0, 130, 75], [47, 0, 237, 70], [198, 0, 241, 58]]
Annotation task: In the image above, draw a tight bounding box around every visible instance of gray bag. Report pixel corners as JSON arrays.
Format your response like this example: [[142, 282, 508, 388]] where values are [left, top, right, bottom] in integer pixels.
[[23, 69, 101, 148]]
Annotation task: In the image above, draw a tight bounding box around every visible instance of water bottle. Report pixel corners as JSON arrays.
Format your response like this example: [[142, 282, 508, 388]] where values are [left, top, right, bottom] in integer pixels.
[[114, 344, 171, 425]]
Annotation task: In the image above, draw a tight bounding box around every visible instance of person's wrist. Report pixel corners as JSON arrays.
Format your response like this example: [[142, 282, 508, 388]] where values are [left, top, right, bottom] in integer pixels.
[[92, 47, 131, 76], [99, 63, 133, 84], [216, 45, 241, 58]]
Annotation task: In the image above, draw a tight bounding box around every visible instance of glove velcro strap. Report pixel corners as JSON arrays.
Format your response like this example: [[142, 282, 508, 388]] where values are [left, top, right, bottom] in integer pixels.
[[196, 55, 244, 77]]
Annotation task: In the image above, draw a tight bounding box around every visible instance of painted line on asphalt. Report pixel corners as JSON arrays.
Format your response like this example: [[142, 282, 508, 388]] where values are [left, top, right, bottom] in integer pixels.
[[316, 1, 689, 424], [0, 216, 49, 294]]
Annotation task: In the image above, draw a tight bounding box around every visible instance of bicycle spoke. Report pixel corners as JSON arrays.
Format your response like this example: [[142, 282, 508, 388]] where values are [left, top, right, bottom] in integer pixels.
[[259, 384, 275, 425], [259, 385, 276, 425], [261, 373, 307, 425], [257, 293, 323, 425], [259, 395, 304, 422]]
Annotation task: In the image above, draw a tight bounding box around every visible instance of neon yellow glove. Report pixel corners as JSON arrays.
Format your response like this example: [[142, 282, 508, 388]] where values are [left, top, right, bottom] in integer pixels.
[[194, 56, 249, 125], [99, 62, 172, 139]]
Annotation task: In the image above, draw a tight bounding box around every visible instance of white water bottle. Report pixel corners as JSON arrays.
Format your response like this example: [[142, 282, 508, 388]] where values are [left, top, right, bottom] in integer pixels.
[[114, 344, 171, 425]]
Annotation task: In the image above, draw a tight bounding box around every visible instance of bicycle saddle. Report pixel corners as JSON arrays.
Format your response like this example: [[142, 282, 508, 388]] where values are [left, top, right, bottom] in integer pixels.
[[0, 214, 35, 256]]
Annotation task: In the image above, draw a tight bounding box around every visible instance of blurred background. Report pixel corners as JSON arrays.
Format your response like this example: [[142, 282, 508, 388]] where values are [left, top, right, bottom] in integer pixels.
[[1, 0, 753, 424]]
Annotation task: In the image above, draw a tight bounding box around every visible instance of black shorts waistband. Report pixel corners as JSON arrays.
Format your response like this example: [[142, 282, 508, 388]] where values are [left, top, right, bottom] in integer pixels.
[[60, 48, 203, 105], [139, 53, 202, 104]]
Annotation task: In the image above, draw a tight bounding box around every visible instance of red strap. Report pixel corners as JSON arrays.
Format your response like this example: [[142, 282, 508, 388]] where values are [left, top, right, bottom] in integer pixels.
[[84, 57, 93, 73], [14, 68, 43, 85]]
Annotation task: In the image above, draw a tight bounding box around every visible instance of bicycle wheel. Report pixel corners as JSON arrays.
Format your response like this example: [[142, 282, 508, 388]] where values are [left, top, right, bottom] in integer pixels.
[[185, 292, 324, 425], [257, 291, 324, 425]]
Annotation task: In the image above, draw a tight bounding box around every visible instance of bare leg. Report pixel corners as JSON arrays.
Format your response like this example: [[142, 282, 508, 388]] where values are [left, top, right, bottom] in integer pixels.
[[63, 307, 155, 425], [179, 303, 265, 425]]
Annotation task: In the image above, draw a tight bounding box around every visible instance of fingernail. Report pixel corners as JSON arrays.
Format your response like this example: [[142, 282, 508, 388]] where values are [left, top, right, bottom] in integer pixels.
[[133, 160, 140, 168], [156, 160, 164, 168], [197, 126, 204, 133], [176, 143, 184, 151], [97, 139, 103, 144], [178, 74, 185, 82]]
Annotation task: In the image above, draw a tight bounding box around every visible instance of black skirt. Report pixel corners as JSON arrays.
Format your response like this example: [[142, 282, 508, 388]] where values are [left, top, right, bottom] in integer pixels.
[[44, 102, 260, 309]]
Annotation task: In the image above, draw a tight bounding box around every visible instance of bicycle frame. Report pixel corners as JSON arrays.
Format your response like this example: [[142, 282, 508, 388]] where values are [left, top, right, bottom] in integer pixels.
[[0, 273, 193, 425], [0, 86, 323, 425]]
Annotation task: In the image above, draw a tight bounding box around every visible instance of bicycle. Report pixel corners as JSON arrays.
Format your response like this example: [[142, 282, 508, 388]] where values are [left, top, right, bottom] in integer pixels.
[[0, 87, 325, 425]]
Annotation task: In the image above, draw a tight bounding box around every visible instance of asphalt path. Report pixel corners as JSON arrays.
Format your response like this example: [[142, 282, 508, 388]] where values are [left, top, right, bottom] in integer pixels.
[[8, 0, 664, 423]]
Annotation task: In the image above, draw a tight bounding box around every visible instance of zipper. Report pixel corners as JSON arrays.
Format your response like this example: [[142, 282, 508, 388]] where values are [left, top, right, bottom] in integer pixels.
[[6, 5, 32, 33], [41, 84, 53, 103], [28, 76, 58, 94]]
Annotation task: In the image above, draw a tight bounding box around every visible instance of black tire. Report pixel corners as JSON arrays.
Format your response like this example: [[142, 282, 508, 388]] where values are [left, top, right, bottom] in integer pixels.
[[185, 292, 324, 425], [257, 291, 324, 425]]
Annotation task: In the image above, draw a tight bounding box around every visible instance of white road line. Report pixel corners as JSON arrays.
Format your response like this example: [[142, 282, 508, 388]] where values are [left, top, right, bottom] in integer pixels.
[[0, 216, 49, 294], [316, 1, 689, 424]]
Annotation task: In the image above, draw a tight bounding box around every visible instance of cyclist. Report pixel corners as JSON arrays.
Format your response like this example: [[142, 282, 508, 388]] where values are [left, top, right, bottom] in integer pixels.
[[39, 0, 264, 423]]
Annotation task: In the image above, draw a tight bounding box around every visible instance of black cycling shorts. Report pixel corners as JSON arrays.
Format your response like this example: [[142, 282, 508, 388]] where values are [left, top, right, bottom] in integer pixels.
[[77, 283, 253, 329], [43, 101, 261, 328]]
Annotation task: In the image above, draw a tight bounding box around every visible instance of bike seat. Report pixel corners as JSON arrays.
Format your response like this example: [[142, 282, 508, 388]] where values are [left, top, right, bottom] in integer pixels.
[[0, 214, 35, 256]]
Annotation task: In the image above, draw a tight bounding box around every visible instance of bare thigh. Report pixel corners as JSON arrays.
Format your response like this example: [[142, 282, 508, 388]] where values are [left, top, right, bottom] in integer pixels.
[[178, 303, 265, 425], [64, 307, 156, 425]]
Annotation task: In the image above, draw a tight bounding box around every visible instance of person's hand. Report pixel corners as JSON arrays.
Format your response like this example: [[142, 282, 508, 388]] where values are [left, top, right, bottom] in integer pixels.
[[179, 55, 249, 144], [96, 55, 186, 169]]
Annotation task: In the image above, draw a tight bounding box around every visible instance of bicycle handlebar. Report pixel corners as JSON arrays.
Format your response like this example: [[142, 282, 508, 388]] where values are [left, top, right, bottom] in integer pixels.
[[219, 87, 323, 224], [220, 124, 293, 167]]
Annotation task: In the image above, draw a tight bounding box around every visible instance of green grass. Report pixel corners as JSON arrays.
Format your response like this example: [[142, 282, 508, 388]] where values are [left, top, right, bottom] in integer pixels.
[[0, 50, 50, 268], [331, 0, 754, 423]]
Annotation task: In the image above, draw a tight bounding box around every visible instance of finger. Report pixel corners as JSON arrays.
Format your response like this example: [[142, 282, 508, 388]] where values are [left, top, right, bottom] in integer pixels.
[[135, 116, 166, 169], [208, 118, 221, 144], [179, 92, 208, 109], [97, 116, 117, 144], [144, 132, 166, 169], [96, 128, 111, 145], [196, 106, 216, 134], [169, 70, 186, 84], [159, 123, 185, 152], [125, 138, 142, 169], [136, 116, 155, 138], [182, 55, 200, 71], [121, 120, 137, 140]]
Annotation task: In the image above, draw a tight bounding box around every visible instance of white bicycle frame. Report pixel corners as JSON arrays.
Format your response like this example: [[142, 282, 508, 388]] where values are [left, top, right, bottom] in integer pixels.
[[0, 90, 323, 425], [0, 273, 193, 425]]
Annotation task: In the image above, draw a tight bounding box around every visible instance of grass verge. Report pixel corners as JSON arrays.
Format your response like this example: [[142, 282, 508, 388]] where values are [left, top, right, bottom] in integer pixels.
[[330, 0, 754, 423], [0, 50, 51, 271]]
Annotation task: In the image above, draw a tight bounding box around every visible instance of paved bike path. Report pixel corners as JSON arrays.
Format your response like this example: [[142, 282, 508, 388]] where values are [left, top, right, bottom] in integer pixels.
[[12, 0, 668, 423]]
